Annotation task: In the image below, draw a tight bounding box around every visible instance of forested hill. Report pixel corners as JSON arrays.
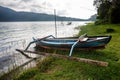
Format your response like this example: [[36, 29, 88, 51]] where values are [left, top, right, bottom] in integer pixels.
[[0, 6, 89, 21]]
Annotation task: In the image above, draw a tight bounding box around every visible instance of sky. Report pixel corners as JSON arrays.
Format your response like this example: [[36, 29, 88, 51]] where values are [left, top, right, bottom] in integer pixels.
[[0, 0, 96, 19]]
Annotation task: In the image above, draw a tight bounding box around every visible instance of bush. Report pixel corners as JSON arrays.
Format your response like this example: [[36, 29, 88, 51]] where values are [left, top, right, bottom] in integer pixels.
[[95, 19, 109, 25], [106, 28, 115, 33]]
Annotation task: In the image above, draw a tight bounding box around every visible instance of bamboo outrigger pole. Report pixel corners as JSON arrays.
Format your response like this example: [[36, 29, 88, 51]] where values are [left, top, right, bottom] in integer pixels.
[[16, 49, 108, 67]]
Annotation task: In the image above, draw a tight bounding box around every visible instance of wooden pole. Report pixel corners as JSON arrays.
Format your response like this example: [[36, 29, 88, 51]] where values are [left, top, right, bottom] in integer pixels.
[[54, 9, 57, 38], [16, 49, 108, 67]]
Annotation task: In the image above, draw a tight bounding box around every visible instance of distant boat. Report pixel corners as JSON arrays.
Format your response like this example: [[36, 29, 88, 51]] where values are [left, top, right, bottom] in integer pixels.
[[67, 22, 72, 25]]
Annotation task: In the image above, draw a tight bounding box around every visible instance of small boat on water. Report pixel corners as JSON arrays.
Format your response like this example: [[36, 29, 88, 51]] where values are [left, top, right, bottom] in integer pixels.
[[67, 22, 72, 25], [25, 34, 112, 56]]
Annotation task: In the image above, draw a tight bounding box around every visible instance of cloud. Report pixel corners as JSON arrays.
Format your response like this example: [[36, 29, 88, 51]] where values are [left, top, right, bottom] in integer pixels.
[[57, 9, 68, 16], [0, 0, 29, 11], [21, 0, 33, 2]]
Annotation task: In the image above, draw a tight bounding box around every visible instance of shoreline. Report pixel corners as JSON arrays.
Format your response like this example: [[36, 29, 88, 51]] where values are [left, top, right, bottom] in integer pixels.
[[1, 23, 120, 80]]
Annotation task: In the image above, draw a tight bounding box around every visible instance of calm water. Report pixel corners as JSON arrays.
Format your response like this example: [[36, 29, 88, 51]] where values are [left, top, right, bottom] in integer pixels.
[[0, 21, 87, 75]]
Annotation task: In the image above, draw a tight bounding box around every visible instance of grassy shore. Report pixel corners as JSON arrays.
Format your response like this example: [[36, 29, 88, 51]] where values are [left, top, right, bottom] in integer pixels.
[[14, 23, 120, 80]]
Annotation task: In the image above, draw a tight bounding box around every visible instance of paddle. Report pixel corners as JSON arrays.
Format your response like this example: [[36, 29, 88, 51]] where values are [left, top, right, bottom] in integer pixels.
[[69, 33, 87, 56]]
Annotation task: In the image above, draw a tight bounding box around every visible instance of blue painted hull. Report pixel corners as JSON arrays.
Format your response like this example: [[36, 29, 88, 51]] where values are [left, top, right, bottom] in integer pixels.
[[35, 35, 111, 50]]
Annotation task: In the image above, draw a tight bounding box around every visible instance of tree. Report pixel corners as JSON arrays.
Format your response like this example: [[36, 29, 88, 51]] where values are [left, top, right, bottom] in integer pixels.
[[94, 0, 120, 24], [110, 0, 120, 23]]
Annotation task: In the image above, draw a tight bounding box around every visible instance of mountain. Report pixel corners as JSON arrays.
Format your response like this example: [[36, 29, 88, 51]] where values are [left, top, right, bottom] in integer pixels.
[[88, 14, 97, 21], [0, 6, 87, 21]]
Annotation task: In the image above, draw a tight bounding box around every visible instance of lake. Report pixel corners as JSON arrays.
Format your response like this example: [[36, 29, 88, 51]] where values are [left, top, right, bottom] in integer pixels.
[[0, 21, 88, 75]]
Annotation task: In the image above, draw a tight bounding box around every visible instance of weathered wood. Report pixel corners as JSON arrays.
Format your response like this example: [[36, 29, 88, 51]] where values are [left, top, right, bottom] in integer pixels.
[[16, 49, 32, 58], [16, 49, 108, 67]]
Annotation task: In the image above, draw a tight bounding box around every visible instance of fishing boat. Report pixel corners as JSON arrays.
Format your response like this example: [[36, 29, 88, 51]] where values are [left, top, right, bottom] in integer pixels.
[[35, 35, 111, 49], [24, 34, 111, 56]]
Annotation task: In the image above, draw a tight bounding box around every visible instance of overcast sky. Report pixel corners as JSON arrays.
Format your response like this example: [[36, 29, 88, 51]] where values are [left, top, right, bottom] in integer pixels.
[[0, 0, 96, 19]]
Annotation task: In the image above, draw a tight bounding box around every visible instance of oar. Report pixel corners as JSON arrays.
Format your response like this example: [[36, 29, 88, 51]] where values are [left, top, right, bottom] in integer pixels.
[[69, 34, 87, 56], [69, 39, 79, 56]]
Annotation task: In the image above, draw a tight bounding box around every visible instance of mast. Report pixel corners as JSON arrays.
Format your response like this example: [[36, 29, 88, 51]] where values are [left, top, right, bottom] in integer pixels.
[[54, 9, 57, 38]]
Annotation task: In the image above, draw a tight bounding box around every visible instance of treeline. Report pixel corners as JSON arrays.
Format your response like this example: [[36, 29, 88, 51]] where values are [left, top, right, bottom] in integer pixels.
[[94, 0, 120, 24]]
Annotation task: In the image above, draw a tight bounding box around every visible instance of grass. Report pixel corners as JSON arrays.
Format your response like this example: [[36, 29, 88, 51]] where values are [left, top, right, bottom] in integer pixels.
[[13, 23, 120, 80]]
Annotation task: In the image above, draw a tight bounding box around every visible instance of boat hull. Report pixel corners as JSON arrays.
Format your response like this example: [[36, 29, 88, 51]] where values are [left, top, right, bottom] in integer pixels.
[[35, 35, 111, 50]]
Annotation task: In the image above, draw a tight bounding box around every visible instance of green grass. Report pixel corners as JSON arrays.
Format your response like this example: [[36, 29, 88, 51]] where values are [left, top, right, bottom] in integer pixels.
[[14, 23, 120, 80]]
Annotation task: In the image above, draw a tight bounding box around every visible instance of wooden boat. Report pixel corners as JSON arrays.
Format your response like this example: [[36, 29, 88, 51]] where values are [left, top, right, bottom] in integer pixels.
[[24, 34, 111, 56], [34, 34, 112, 50]]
